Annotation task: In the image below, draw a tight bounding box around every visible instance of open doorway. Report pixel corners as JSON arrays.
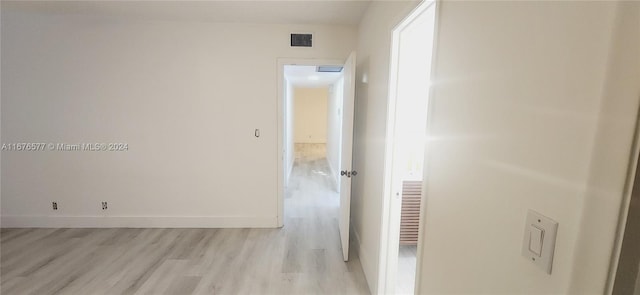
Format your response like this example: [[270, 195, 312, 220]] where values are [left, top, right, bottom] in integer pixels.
[[277, 54, 357, 262], [283, 66, 342, 190], [283, 65, 343, 227], [379, 1, 437, 294]]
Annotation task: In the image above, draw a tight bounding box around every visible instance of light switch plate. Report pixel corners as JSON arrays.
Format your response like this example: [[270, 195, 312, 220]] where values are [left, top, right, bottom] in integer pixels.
[[522, 209, 558, 274]]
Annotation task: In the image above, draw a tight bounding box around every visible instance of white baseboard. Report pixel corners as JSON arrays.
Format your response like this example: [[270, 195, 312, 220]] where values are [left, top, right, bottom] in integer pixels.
[[1, 215, 278, 228]]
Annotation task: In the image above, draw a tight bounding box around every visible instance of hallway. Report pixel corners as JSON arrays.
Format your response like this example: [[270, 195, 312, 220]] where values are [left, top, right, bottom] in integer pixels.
[[283, 143, 369, 294], [0, 146, 369, 295]]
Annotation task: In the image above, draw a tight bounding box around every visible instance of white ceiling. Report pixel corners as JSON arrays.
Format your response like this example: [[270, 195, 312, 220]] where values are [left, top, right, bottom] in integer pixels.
[[2, 1, 371, 25], [285, 65, 342, 87]]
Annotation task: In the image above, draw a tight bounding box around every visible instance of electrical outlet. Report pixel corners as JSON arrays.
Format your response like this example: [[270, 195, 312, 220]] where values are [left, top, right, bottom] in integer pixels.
[[52, 202, 58, 210], [101, 201, 108, 210]]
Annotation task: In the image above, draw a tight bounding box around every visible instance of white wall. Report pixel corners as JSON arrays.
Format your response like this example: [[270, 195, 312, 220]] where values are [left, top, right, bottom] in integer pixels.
[[284, 79, 295, 186], [326, 78, 343, 190], [570, 2, 640, 293], [1, 9, 357, 227], [293, 87, 328, 144], [351, 1, 419, 293], [417, 1, 636, 294]]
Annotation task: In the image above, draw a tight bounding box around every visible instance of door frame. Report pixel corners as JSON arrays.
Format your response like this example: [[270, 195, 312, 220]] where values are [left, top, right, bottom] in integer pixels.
[[377, 0, 440, 294], [276, 58, 344, 227], [607, 106, 640, 293]]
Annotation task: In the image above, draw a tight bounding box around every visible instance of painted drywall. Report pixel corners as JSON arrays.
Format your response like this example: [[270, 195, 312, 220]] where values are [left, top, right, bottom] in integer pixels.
[[570, 2, 640, 293], [416, 1, 631, 294], [351, 1, 420, 293], [293, 87, 329, 144], [284, 79, 295, 186], [0, 9, 357, 227], [326, 78, 343, 190]]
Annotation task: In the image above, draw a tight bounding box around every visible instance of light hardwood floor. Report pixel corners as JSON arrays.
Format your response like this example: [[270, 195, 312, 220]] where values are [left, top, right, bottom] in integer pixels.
[[396, 245, 417, 295], [0, 145, 370, 295]]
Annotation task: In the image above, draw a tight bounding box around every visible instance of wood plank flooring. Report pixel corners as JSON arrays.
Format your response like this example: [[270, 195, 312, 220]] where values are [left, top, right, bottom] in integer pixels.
[[0, 145, 370, 295], [396, 245, 417, 295]]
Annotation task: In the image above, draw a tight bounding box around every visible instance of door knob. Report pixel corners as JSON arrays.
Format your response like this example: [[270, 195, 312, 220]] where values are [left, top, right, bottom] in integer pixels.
[[341, 170, 358, 178]]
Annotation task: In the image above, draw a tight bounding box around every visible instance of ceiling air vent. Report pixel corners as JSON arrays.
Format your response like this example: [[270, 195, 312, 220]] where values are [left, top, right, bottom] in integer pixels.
[[317, 66, 343, 73], [291, 33, 313, 47]]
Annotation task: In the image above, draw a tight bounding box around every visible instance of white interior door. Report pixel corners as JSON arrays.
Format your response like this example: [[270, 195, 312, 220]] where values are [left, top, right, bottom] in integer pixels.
[[339, 51, 356, 261]]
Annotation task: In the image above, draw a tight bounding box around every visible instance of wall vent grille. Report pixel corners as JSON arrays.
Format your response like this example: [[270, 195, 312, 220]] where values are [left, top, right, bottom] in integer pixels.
[[291, 33, 313, 47]]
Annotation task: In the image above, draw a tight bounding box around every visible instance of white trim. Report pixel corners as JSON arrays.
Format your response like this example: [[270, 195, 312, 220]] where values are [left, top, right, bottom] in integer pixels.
[[414, 1, 441, 294], [606, 109, 640, 293], [277, 57, 344, 227], [1, 215, 277, 228], [377, 1, 439, 294], [284, 78, 295, 188], [378, 17, 403, 295]]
